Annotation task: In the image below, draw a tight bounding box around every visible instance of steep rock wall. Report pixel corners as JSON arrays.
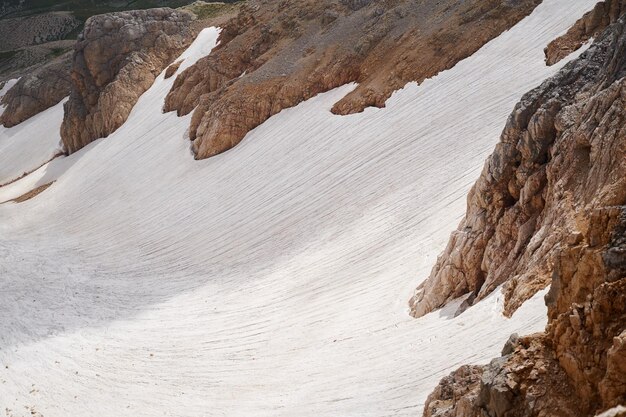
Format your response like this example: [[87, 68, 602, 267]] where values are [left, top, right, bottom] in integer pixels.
[[60, 8, 194, 154], [545, 0, 626, 66], [422, 14, 626, 417], [0, 53, 72, 127], [164, 0, 541, 159], [410, 8, 626, 319]]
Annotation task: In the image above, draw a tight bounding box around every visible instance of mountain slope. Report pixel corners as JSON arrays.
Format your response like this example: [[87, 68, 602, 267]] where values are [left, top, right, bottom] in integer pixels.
[[0, 1, 601, 416], [423, 11, 626, 417]]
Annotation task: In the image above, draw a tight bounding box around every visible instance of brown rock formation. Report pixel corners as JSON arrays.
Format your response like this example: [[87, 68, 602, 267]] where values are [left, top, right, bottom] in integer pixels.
[[410, 8, 626, 319], [0, 52, 72, 127], [164, 60, 183, 79], [423, 365, 484, 417], [545, 0, 626, 66], [60, 8, 195, 154], [421, 14, 626, 417], [164, 0, 541, 159]]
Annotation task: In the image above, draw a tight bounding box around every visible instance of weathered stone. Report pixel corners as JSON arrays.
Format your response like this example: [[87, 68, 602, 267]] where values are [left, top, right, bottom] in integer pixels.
[[423, 365, 484, 417], [0, 52, 72, 127], [164, 0, 541, 159], [545, 0, 626, 66], [410, 12, 626, 319], [422, 15, 626, 417], [60, 8, 195, 154]]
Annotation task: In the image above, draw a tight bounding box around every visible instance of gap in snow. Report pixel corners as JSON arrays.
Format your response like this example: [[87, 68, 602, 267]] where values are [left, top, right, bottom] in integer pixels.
[[0, 2, 601, 416]]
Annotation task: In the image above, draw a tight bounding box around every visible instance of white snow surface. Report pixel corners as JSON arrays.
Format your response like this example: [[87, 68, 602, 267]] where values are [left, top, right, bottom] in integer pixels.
[[0, 2, 598, 416], [0, 98, 65, 187]]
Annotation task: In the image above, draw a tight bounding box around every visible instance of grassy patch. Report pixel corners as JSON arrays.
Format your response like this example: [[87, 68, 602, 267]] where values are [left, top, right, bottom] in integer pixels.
[[0, 50, 18, 61], [49, 47, 71, 58], [179, 1, 242, 20]]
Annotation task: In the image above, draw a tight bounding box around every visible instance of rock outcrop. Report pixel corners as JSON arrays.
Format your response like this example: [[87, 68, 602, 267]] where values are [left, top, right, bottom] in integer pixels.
[[60, 8, 195, 154], [164, 0, 541, 159], [0, 52, 72, 127], [423, 365, 485, 417], [421, 14, 626, 417], [545, 0, 626, 66], [410, 6, 626, 319]]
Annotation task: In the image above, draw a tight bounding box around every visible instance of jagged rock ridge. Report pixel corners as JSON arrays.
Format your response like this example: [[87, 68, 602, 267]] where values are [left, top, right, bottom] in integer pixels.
[[0, 53, 72, 128], [60, 8, 195, 154], [410, 4, 626, 319], [422, 13, 626, 417], [164, 0, 541, 159], [545, 0, 626, 65]]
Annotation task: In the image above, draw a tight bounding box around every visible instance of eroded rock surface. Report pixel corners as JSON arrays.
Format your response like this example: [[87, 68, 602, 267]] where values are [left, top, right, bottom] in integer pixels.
[[410, 9, 626, 319], [545, 0, 626, 65], [60, 8, 195, 154], [422, 14, 626, 417], [0, 52, 72, 127], [423, 365, 484, 417], [164, 0, 541, 159]]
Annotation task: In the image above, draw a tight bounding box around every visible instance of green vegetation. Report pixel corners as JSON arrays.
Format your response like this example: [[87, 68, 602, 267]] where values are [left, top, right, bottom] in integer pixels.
[[179, 1, 241, 20], [48, 47, 71, 58], [3, 0, 241, 20], [2, 0, 242, 41], [0, 50, 18, 60]]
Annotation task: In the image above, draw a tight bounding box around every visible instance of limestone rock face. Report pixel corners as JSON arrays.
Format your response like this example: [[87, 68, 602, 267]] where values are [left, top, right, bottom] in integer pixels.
[[410, 12, 626, 319], [422, 15, 626, 417], [164, 0, 541, 159], [423, 365, 484, 417], [60, 8, 194, 154], [545, 0, 626, 66], [0, 53, 72, 127]]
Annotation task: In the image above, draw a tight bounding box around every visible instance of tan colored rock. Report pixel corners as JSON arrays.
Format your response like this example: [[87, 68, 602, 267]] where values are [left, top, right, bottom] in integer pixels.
[[410, 12, 626, 319], [600, 332, 626, 407], [423, 365, 484, 417], [164, 0, 541, 159], [0, 52, 72, 127], [164, 60, 183, 79], [60, 8, 195, 154], [422, 15, 626, 417], [545, 0, 626, 66]]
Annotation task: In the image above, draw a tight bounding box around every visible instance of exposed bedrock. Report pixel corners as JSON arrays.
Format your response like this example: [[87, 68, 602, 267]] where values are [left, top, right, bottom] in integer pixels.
[[410, 12, 626, 319], [0, 52, 72, 127], [164, 0, 541, 159], [545, 0, 626, 66], [60, 8, 195, 154], [421, 15, 626, 417]]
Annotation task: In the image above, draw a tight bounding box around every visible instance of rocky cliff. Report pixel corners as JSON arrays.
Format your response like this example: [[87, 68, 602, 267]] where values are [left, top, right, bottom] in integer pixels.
[[164, 0, 541, 159], [421, 13, 626, 417], [545, 0, 626, 66], [60, 8, 195, 154], [0, 52, 72, 127], [410, 4, 626, 319]]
